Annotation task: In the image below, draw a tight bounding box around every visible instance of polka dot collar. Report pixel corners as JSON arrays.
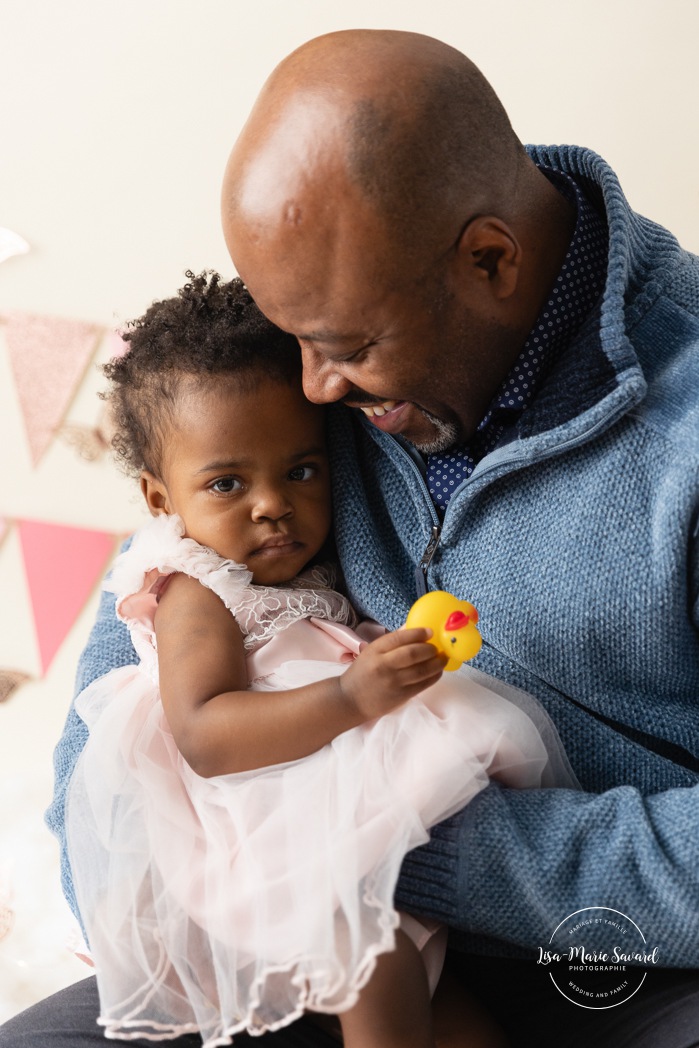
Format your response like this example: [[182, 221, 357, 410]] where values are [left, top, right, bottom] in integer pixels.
[[426, 168, 608, 510], [483, 167, 607, 424]]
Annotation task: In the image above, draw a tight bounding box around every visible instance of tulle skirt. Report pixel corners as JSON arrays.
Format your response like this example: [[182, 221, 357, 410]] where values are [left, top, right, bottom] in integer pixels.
[[66, 658, 566, 1046]]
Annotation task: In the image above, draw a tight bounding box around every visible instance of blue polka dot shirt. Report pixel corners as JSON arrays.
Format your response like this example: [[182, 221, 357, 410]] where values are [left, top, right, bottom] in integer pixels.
[[426, 168, 608, 510]]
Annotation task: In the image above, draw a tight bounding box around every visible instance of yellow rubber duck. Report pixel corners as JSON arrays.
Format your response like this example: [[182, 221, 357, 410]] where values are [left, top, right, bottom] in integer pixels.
[[405, 591, 482, 671]]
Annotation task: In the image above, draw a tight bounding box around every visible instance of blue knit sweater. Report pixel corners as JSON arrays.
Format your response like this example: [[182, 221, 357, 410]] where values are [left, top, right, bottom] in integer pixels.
[[47, 146, 699, 965]]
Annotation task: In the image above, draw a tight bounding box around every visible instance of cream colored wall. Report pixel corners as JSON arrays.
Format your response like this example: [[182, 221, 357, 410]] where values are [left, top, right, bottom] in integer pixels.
[[1, 0, 697, 1022]]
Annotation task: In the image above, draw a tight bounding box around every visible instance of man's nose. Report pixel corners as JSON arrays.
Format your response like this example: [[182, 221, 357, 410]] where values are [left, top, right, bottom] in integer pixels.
[[300, 345, 353, 404]]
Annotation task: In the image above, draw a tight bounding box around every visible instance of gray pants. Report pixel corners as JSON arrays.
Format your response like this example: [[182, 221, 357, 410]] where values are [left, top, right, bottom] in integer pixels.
[[2, 955, 699, 1048], [0, 977, 337, 1047]]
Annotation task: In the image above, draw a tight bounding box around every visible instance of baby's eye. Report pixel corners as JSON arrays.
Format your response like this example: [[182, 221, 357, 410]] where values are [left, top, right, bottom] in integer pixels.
[[288, 465, 316, 482], [210, 476, 242, 494]]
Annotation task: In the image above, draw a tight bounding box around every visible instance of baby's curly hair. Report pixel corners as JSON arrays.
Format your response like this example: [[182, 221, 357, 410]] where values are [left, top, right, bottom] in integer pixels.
[[103, 271, 301, 477]]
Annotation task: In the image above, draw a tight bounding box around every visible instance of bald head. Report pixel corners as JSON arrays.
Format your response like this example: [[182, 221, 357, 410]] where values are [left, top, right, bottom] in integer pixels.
[[223, 30, 527, 267], [322, 32, 526, 237], [220, 31, 574, 450]]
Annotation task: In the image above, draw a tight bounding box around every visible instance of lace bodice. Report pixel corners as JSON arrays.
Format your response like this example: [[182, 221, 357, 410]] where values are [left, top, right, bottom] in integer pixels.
[[106, 514, 357, 662], [227, 563, 357, 650]]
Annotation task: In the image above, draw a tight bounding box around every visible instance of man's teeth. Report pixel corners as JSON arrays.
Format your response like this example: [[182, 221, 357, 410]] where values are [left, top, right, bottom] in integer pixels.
[[360, 401, 397, 418]]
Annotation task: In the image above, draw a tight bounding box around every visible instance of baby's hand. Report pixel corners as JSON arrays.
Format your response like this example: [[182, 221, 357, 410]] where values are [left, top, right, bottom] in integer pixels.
[[338, 628, 445, 722]]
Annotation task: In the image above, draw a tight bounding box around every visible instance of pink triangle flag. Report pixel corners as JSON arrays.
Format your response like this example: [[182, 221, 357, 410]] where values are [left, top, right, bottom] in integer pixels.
[[4, 312, 100, 466], [18, 520, 116, 675], [104, 329, 129, 359]]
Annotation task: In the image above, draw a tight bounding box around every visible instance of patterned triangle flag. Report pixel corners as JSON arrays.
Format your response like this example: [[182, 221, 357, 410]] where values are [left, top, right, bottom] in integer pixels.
[[4, 312, 100, 466], [0, 669, 32, 703], [17, 520, 115, 674]]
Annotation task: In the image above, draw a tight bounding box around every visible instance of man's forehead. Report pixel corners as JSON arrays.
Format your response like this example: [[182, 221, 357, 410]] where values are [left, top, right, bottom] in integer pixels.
[[223, 91, 351, 223]]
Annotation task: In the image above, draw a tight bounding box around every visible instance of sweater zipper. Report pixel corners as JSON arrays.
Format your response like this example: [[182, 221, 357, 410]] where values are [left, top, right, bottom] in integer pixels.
[[416, 524, 442, 597], [397, 450, 443, 597], [398, 381, 638, 598]]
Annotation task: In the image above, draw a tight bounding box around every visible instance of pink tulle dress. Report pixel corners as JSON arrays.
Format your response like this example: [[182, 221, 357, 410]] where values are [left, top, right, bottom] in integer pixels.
[[66, 513, 574, 1046]]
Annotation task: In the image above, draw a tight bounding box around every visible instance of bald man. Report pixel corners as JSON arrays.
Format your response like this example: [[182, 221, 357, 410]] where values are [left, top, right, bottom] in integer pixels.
[[6, 28, 699, 1048]]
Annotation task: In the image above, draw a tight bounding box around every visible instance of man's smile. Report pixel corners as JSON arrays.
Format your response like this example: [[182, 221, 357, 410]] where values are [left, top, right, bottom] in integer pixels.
[[356, 399, 399, 417], [349, 400, 411, 434]]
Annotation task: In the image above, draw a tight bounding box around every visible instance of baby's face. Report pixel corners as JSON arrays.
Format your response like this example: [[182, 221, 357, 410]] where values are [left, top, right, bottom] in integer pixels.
[[146, 375, 332, 585]]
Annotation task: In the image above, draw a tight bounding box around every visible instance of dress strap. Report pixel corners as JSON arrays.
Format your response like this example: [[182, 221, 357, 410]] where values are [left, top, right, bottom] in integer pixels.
[[104, 514, 252, 654], [106, 513, 357, 657]]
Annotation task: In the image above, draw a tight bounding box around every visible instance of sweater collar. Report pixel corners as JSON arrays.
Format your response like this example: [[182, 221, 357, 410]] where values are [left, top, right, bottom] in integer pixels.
[[353, 147, 653, 504]]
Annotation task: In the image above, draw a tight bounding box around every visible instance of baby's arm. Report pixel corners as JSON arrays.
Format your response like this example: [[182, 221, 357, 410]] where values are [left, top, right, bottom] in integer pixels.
[[155, 574, 444, 778]]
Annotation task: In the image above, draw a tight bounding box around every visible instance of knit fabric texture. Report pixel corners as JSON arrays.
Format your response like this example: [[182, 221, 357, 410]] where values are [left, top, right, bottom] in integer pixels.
[[47, 146, 699, 965]]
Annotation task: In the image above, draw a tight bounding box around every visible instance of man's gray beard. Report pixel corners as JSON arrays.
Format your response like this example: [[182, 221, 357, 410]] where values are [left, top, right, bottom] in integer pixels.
[[408, 408, 460, 455]]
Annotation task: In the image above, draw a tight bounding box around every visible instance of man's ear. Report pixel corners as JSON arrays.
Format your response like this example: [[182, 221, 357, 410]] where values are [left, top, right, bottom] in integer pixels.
[[456, 216, 522, 301], [140, 471, 170, 516]]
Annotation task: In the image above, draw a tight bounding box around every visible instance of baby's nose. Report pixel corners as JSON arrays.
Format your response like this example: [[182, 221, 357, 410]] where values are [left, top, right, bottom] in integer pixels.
[[251, 486, 293, 521]]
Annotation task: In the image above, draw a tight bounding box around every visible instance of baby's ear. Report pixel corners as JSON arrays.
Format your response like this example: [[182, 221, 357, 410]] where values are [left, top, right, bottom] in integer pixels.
[[140, 470, 170, 516]]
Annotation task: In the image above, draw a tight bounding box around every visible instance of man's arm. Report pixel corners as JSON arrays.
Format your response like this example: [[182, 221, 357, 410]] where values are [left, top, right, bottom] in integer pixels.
[[395, 532, 699, 965], [45, 585, 137, 923], [396, 779, 699, 966]]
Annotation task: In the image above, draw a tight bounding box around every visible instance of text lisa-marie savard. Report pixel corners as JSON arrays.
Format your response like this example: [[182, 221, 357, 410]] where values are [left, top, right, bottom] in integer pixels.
[[537, 946, 660, 966]]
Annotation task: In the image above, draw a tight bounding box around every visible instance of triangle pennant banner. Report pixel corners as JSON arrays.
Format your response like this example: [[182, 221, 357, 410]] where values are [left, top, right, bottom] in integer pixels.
[[59, 402, 114, 463], [0, 669, 32, 703], [0, 227, 29, 265], [18, 520, 116, 674], [4, 311, 100, 466], [59, 421, 110, 462], [104, 329, 129, 359]]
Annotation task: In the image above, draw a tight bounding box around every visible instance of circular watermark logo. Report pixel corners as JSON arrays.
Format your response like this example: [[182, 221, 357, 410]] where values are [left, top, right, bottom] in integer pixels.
[[536, 906, 660, 1009]]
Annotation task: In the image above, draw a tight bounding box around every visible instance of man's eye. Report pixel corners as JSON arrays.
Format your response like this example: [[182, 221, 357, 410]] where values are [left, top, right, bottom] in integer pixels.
[[340, 341, 375, 363], [288, 465, 316, 482], [211, 476, 241, 494]]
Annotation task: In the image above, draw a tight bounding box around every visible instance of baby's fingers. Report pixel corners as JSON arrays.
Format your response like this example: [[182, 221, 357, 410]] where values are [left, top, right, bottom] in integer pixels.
[[371, 627, 433, 653], [386, 643, 446, 681]]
